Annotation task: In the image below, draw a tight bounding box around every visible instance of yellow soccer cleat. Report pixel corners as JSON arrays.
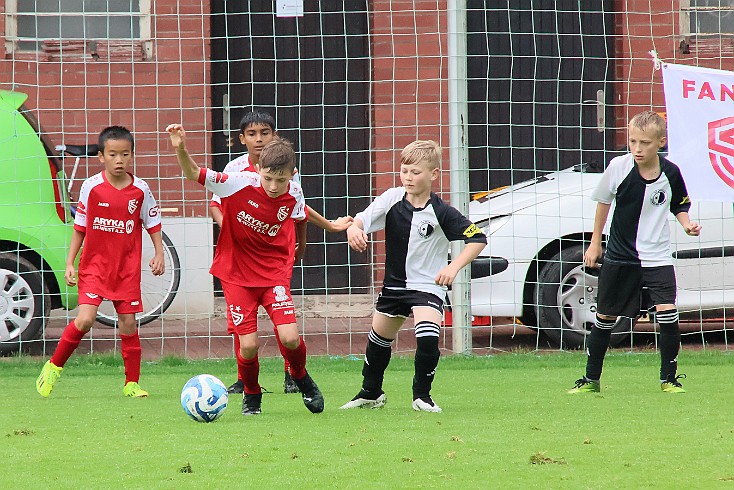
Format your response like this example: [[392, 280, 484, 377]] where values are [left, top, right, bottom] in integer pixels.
[[123, 381, 149, 398], [36, 360, 63, 397], [661, 374, 686, 393]]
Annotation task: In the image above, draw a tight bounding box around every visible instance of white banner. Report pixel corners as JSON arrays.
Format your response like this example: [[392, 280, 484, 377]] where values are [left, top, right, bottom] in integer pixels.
[[662, 62, 734, 202]]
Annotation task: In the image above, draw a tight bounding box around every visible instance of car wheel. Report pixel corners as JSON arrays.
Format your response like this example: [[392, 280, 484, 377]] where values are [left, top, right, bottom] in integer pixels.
[[0, 252, 50, 355], [535, 245, 632, 349]]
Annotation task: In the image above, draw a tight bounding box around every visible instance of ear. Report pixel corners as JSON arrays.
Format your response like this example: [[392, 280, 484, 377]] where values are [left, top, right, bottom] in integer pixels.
[[430, 167, 439, 180], [97, 150, 105, 163], [239, 133, 246, 145], [659, 135, 667, 149]]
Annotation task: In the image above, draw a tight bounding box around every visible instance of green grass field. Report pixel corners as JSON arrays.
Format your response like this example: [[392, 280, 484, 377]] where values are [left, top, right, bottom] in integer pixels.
[[2, 351, 734, 489]]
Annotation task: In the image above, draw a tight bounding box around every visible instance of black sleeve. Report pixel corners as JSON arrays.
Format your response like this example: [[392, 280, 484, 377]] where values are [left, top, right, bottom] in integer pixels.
[[665, 160, 692, 215], [434, 196, 487, 244]]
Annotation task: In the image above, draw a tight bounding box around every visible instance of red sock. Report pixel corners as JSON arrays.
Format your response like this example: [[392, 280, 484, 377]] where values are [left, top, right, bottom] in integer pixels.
[[241, 355, 261, 395], [272, 326, 293, 374], [120, 332, 142, 384], [282, 337, 307, 380], [233, 334, 246, 381], [50, 320, 85, 367]]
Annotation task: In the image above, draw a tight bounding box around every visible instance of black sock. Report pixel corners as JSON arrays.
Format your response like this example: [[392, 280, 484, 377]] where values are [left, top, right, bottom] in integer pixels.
[[361, 329, 393, 393], [413, 321, 440, 399], [585, 315, 616, 381], [657, 309, 680, 381]]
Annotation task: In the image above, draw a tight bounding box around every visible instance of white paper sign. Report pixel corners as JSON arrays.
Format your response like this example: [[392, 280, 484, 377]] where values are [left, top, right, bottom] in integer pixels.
[[662, 62, 734, 202], [276, 0, 304, 17]]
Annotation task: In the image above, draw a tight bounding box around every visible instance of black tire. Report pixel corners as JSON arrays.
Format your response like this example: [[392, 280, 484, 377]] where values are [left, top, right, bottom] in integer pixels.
[[535, 244, 632, 349], [0, 252, 51, 355], [96, 231, 181, 327]]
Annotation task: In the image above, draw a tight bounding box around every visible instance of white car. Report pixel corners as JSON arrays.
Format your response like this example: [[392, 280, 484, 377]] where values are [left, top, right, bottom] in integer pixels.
[[467, 163, 734, 348]]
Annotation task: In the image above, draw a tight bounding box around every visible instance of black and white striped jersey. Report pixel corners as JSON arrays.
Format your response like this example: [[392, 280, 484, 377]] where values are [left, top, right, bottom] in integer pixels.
[[592, 153, 691, 267], [356, 187, 487, 298]]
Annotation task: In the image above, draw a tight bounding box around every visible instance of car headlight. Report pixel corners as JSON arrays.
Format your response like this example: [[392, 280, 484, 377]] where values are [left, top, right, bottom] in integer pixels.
[[476, 214, 511, 236]]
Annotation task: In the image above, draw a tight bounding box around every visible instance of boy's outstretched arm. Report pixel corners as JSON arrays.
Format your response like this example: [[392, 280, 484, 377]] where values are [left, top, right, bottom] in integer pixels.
[[306, 205, 353, 232], [676, 211, 702, 236], [434, 242, 486, 287], [165, 124, 200, 181], [584, 202, 611, 268], [346, 218, 368, 252]]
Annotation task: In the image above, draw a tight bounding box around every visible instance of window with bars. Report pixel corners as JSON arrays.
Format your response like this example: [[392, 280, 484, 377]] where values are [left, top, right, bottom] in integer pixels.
[[4, 0, 152, 59]]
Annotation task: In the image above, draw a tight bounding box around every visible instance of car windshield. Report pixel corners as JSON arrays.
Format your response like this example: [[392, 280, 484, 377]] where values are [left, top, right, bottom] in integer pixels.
[[19, 104, 62, 171]]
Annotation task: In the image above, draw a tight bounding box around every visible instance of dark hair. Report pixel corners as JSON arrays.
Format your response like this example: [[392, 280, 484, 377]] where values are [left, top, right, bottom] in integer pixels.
[[259, 139, 296, 174], [239, 110, 276, 133], [98, 125, 134, 152]]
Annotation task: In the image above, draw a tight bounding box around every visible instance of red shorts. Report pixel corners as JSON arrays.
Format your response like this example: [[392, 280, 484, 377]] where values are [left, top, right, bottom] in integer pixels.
[[78, 291, 143, 314], [220, 280, 297, 336]]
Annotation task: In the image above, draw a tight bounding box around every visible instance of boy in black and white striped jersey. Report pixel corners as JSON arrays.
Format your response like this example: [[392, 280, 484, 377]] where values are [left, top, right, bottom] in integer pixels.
[[340, 140, 487, 412], [569, 111, 701, 394]]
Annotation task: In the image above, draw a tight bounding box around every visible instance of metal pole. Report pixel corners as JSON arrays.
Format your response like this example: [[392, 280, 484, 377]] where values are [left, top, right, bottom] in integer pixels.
[[447, 0, 471, 354]]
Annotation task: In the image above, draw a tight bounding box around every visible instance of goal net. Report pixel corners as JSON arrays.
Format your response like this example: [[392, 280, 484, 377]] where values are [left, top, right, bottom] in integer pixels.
[[1, 0, 732, 359]]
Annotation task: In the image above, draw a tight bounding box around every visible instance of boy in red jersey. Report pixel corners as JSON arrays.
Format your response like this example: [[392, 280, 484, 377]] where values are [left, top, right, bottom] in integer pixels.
[[211, 110, 351, 395], [36, 126, 165, 398], [167, 123, 324, 415]]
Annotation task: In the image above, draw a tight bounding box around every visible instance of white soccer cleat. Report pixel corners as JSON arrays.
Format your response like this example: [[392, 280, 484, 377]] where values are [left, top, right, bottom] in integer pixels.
[[412, 397, 442, 413], [340, 390, 386, 409]]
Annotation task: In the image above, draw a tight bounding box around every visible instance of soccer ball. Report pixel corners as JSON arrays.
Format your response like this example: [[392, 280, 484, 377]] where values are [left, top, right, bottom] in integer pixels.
[[181, 374, 229, 422]]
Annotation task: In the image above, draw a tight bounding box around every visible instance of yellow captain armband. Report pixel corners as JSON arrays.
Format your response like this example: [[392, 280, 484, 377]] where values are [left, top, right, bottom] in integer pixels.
[[463, 223, 481, 238]]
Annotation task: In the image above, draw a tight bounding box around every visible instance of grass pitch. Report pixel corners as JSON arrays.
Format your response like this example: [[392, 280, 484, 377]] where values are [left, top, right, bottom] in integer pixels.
[[2, 351, 734, 489]]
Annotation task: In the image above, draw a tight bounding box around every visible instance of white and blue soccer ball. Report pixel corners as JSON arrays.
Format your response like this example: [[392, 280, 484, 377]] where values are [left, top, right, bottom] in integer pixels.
[[181, 374, 229, 422]]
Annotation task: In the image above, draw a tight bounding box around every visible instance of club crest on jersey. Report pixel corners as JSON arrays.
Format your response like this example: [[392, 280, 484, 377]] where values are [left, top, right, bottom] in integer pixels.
[[128, 199, 139, 214], [229, 304, 244, 325], [650, 189, 667, 206], [273, 286, 289, 302], [418, 220, 435, 238], [277, 206, 289, 222]]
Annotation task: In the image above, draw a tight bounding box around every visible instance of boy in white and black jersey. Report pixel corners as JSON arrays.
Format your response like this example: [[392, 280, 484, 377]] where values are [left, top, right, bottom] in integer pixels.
[[340, 140, 487, 413], [569, 111, 701, 395]]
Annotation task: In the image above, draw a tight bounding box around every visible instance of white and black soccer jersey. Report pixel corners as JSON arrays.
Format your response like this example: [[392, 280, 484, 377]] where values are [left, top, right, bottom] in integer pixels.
[[356, 187, 487, 298], [592, 153, 691, 267]]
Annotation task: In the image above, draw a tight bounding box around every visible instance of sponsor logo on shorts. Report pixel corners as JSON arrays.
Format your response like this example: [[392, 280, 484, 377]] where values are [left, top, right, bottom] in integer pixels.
[[85, 292, 99, 299], [229, 304, 243, 326], [130, 301, 140, 306]]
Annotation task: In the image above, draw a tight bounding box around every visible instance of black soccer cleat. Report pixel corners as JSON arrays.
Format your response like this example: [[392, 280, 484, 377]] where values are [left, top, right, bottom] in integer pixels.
[[227, 379, 244, 394], [241, 393, 262, 415], [293, 372, 324, 413], [283, 371, 300, 394]]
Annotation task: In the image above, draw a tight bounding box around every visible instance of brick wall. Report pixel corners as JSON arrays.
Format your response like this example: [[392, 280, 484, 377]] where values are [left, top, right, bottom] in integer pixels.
[[614, 0, 734, 145], [0, 1, 211, 217]]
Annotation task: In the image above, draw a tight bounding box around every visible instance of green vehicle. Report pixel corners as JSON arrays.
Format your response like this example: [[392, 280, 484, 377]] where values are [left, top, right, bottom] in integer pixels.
[[0, 90, 78, 354]]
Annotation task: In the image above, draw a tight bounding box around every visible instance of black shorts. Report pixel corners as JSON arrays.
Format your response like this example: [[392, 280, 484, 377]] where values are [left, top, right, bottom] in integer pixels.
[[375, 288, 444, 318], [597, 263, 677, 318]]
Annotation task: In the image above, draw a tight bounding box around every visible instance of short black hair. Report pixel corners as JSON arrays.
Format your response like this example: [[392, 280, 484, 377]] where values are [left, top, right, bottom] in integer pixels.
[[98, 125, 134, 152], [239, 110, 276, 133]]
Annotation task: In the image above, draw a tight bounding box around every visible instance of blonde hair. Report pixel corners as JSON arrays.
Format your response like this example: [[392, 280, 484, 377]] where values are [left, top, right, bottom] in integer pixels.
[[629, 111, 667, 139], [400, 140, 442, 170]]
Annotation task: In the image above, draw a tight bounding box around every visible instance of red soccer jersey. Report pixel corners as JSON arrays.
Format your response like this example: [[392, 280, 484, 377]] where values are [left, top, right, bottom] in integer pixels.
[[198, 167, 306, 287], [73, 172, 162, 300]]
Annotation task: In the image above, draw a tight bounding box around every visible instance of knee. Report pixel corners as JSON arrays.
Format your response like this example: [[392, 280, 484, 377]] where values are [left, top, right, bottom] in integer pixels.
[[240, 339, 259, 359], [74, 316, 94, 332], [281, 335, 300, 350]]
